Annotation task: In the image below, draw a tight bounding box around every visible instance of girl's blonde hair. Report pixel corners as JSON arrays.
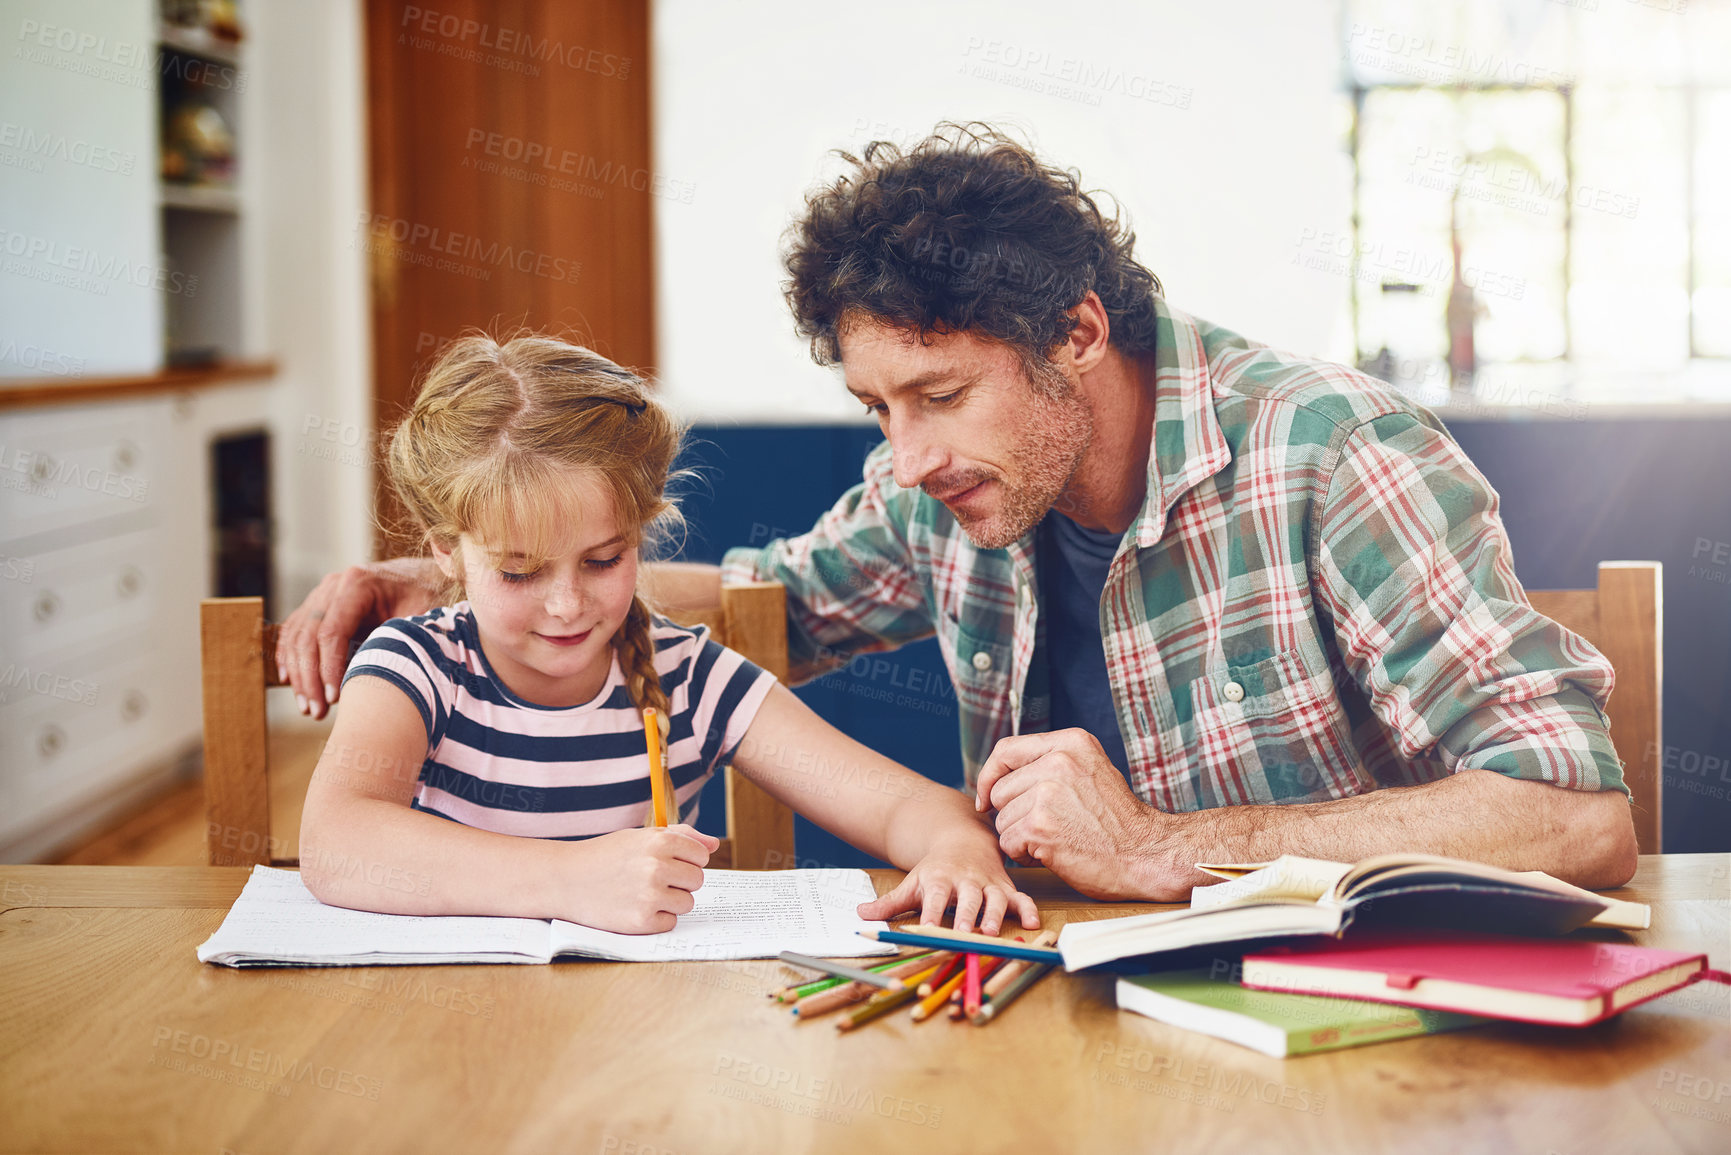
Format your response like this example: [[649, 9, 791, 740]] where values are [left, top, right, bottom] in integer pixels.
[[387, 332, 684, 717]]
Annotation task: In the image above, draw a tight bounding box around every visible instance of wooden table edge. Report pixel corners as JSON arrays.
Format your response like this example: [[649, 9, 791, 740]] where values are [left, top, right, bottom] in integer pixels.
[[0, 854, 1722, 915]]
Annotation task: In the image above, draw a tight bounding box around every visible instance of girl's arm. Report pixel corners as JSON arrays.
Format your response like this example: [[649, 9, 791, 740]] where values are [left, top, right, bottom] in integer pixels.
[[728, 683, 1040, 936], [299, 676, 718, 933]]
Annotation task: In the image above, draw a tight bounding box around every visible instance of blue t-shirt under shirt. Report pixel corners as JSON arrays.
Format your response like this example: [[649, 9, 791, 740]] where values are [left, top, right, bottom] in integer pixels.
[[1036, 510, 1132, 779]]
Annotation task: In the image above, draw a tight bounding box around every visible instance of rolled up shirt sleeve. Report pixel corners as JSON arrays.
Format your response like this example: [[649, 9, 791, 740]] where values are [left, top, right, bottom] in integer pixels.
[[721, 442, 937, 685], [1312, 412, 1628, 796]]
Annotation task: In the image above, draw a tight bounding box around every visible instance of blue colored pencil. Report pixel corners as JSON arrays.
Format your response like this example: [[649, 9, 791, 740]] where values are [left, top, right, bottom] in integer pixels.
[[859, 927, 1063, 965]]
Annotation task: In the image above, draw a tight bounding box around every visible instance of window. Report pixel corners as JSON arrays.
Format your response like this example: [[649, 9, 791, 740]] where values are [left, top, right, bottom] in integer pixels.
[[1344, 0, 1730, 407]]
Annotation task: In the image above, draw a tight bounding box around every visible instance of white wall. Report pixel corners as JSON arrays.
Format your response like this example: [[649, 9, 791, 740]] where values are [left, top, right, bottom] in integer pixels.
[[652, 0, 1354, 424], [0, 0, 162, 377], [249, 0, 375, 601]]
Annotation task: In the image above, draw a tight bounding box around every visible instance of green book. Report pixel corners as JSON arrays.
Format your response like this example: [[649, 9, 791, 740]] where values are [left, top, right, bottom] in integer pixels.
[[1116, 970, 1489, 1057]]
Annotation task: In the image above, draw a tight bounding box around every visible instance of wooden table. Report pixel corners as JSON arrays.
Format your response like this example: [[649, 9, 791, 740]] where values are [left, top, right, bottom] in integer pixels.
[[1, 856, 1726, 1154]]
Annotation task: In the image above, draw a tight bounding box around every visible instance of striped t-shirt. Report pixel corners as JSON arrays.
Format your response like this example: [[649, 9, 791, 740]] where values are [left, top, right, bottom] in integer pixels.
[[341, 603, 777, 839]]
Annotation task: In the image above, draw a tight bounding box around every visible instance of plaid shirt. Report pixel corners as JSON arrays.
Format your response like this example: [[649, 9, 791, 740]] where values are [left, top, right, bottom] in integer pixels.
[[721, 296, 1626, 810]]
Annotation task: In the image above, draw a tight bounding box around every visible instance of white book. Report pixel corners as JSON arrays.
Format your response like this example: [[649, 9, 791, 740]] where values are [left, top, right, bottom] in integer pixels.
[[197, 865, 900, 967]]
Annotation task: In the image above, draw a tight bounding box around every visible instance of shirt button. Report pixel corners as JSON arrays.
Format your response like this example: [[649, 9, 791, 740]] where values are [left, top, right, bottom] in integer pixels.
[[1223, 680, 1245, 703], [972, 651, 994, 672]]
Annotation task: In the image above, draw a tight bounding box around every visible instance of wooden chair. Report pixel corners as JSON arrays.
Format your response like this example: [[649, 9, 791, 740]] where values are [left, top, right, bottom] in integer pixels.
[[199, 582, 797, 869], [1527, 561, 1663, 854]]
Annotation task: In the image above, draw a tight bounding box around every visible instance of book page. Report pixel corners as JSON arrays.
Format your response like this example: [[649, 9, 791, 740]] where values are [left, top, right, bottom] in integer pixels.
[[1509, 871, 1651, 930], [196, 866, 555, 966], [1190, 856, 1354, 910], [548, 868, 900, 962]]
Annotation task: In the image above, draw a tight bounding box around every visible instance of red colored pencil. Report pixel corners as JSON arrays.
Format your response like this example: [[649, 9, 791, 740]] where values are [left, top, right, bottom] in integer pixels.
[[949, 955, 1008, 1003], [948, 956, 1007, 1018], [918, 953, 965, 998], [963, 953, 983, 1018]]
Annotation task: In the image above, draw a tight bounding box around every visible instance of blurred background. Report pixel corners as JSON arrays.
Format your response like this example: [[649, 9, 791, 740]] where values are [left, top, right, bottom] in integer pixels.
[[1, 0, 1726, 866]]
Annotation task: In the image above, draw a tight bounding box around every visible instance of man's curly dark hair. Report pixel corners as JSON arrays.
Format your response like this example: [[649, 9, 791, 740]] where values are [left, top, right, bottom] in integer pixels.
[[782, 122, 1162, 376]]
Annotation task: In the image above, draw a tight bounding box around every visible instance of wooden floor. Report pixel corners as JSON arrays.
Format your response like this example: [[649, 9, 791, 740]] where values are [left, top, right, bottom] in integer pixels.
[[51, 720, 333, 867]]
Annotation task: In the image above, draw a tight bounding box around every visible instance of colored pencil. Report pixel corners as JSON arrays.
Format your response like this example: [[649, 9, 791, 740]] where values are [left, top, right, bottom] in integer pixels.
[[910, 968, 967, 1021], [643, 707, 671, 826], [966, 952, 986, 1017], [982, 930, 1059, 997], [791, 954, 949, 1018], [861, 927, 1062, 964], [838, 973, 935, 1032], [950, 955, 1006, 1002], [917, 954, 965, 997], [771, 951, 937, 1002], [778, 952, 906, 991], [971, 961, 1054, 1025]]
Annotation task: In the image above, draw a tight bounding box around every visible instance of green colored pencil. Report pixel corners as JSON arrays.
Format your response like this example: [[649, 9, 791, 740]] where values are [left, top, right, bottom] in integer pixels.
[[772, 951, 934, 1002], [970, 961, 1053, 1025]]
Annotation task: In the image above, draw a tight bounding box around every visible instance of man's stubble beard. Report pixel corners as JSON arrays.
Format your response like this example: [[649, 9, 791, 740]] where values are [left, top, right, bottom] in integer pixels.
[[956, 380, 1095, 551]]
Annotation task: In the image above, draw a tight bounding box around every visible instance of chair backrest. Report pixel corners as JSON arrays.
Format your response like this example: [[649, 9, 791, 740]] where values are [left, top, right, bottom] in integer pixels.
[[666, 581, 797, 870], [199, 582, 799, 869], [1527, 561, 1663, 854], [200, 597, 289, 866]]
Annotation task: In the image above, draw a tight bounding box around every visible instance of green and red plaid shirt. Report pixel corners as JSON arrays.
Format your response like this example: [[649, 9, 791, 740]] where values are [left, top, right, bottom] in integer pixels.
[[721, 296, 1626, 810]]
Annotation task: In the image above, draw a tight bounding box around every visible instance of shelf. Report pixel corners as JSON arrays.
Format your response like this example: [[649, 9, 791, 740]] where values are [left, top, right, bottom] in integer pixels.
[[0, 360, 276, 412], [158, 23, 242, 66], [160, 184, 241, 214]]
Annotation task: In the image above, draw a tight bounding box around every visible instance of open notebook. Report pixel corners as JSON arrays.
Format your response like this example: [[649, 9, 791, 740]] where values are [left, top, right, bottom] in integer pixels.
[[197, 866, 900, 967], [1057, 853, 1651, 973]]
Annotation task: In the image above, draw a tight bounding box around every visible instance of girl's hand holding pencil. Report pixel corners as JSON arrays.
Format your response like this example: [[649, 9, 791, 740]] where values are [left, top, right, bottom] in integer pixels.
[[561, 824, 719, 934]]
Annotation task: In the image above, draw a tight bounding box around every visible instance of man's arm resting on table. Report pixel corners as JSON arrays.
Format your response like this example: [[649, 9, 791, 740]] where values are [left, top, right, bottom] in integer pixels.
[[1135, 770, 1639, 899], [977, 728, 1638, 902]]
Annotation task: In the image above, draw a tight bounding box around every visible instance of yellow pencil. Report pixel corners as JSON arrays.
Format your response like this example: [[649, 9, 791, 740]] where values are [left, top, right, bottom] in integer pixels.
[[643, 707, 670, 826]]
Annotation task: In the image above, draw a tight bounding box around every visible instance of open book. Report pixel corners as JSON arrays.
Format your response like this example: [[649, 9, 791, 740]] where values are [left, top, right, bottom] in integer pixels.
[[1057, 853, 1650, 974], [197, 866, 900, 967]]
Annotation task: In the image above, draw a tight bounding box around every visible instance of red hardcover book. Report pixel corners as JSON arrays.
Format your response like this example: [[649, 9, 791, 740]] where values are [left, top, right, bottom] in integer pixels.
[[1241, 933, 1715, 1027]]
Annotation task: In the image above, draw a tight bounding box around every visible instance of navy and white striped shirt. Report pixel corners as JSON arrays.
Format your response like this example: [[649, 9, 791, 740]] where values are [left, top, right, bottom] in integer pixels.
[[341, 604, 776, 839]]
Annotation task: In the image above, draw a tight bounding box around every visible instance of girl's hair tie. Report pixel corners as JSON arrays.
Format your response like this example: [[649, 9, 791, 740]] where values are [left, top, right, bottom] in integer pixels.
[[587, 396, 647, 417]]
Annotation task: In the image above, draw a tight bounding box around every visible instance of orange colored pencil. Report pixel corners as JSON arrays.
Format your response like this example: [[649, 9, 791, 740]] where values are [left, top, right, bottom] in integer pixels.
[[911, 968, 967, 1021], [643, 707, 671, 826]]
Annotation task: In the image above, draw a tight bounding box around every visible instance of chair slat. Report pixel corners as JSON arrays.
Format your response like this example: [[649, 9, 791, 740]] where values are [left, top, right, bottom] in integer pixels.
[[1529, 563, 1662, 853], [201, 598, 273, 866], [718, 582, 797, 869]]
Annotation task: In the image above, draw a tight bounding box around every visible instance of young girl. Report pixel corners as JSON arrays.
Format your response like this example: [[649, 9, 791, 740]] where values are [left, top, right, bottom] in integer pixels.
[[299, 333, 1039, 938]]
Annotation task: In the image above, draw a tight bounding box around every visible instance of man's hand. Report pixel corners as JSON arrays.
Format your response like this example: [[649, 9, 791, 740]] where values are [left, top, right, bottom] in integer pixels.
[[276, 558, 443, 719], [974, 728, 1192, 901]]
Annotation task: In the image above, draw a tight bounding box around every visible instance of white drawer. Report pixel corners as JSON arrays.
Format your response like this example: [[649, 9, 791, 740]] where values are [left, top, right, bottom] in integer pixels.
[[0, 528, 168, 665], [0, 644, 199, 847], [0, 400, 169, 544]]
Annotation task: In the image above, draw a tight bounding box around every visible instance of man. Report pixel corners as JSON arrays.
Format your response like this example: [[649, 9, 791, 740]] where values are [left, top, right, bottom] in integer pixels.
[[280, 124, 1638, 901]]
